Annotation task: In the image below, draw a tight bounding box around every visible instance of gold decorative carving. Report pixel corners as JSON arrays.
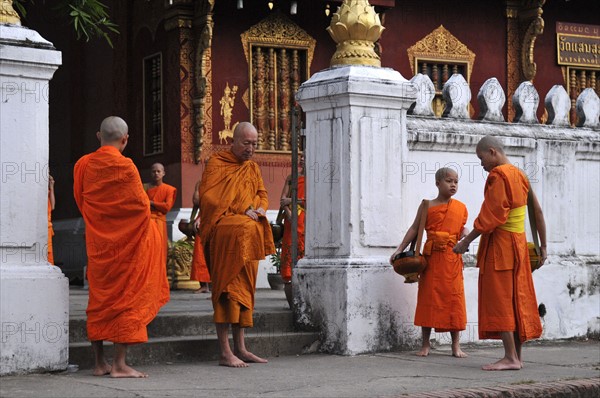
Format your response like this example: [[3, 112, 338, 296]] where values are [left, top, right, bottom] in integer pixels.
[[327, 0, 384, 67], [218, 82, 238, 144], [521, 5, 544, 81], [192, 0, 215, 163], [0, 0, 21, 25], [241, 11, 316, 68], [407, 25, 476, 83], [167, 239, 200, 290]]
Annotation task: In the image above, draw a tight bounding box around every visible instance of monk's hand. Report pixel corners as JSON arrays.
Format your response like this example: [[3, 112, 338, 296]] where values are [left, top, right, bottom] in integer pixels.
[[193, 218, 200, 233], [245, 208, 259, 221], [389, 249, 401, 265], [256, 207, 266, 217], [453, 239, 469, 254], [280, 198, 291, 207], [539, 246, 547, 267]]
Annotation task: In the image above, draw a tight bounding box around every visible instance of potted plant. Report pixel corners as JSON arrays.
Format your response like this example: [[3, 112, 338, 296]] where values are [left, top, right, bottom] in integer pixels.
[[267, 246, 285, 290]]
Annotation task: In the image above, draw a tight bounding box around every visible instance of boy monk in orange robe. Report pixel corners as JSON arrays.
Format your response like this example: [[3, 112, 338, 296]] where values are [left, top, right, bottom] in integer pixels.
[[191, 180, 210, 292], [391, 168, 469, 358], [74, 116, 170, 378], [144, 163, 177, 260], [454, 135, 547, 371], [198, 121, 275, 368], [47, 174, 55, 264]]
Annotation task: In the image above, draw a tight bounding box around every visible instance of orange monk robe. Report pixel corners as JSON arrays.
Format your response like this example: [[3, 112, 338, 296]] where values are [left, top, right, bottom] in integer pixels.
[[474, 164, 542, 342], [74, 146, 170, 343], [414, 199, 468, 332], [47, 197, 54, 265], [198, 151, 275, 327], [280, 175, 305, 283], [145, 183, 177, 254], [190, 231, 210, 283]]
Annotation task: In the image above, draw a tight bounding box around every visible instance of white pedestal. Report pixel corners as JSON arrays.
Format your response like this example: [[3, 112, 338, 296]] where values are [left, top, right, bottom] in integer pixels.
[[0, 24, 67, 375], [295, 65, 417, 354]]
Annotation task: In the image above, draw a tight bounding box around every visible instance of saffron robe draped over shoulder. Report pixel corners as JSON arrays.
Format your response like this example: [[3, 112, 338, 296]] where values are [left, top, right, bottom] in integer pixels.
[[145, 183, 177, 252], [280, 175, 305, 283], [474, 164, 542, 342], [198, 151, 275, 327], [414, 199, 468, 332], [74, 146, 170, 343]]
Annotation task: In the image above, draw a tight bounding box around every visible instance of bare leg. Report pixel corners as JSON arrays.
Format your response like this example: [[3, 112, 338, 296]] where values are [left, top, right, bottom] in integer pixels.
[[416, 327, 432, 356], [482, 331, 521, 371], [451, 331, 467, 358], [217, 323, 247, 367], [91, 341, 111, 376], [110, 343, 148, 378], [514, 331, 523, 367], [233, 324, 267, 363]]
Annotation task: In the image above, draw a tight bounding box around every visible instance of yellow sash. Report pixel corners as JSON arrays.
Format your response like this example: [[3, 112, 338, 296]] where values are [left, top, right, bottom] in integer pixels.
[[498, 205, 526, 233]]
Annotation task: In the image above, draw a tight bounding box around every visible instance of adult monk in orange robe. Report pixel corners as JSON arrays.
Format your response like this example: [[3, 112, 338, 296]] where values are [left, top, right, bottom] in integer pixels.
[[47, 174, 55, 265], [144, 163, 177, 261], [454, 135, 547, 371], [198, 121, 275, 368], [74, 116, 170, 378], [391, 168, 469, 358], [191, 180, 210, 292]]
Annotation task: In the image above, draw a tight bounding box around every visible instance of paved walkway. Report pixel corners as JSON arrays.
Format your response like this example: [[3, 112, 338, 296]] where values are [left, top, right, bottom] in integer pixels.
[[1, 339, 598, 397]]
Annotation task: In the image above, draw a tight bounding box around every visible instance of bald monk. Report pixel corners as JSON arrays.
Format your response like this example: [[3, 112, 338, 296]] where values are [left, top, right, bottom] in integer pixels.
[[390, 168, 469, 358], [47, 174, 55, 264], [198, 121, 275, 367], [191, 180, 210, 292], [144, 163, 177, 259], [74, 116, 170, 378], [454, 135, 547, 371]]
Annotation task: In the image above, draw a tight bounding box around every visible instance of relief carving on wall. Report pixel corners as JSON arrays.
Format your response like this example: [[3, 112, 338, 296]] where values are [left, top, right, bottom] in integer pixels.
[[218, 83, 239, 144]]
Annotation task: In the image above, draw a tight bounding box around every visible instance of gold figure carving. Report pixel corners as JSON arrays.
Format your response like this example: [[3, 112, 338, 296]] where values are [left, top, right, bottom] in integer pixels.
[[327, 0, 384, 67], [218, 83, 238, 144], [407, 25, 476, 84], [521, 1, 545, 81], [167, 239, 200, 290], [0, 0, 21, 25]]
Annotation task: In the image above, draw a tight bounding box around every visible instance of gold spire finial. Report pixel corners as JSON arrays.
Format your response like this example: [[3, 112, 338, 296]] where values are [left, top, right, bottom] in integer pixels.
[[0, 0, 21, 25], [326, 0, 384, 67]]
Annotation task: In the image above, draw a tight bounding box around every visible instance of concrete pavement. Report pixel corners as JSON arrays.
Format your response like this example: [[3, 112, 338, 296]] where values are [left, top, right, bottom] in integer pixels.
[[1, 339, 598, 397]]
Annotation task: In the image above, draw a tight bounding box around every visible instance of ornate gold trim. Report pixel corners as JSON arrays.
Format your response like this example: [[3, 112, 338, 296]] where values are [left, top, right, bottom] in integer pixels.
[[407, 25, 476, 83], [520, 1, 545, 81], [240, 11, 316, 69]]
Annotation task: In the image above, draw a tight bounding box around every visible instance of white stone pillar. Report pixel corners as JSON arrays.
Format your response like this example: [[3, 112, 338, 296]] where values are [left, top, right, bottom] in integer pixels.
[[295, 65, 417, 355], [0, 24, 68, 375]]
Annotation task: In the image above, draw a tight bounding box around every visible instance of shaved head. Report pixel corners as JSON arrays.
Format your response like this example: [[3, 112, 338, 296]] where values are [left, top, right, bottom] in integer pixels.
[[99, 116, 128, 143], [233, 122, 257, 141], [435, 167, 458, 182], [476, 136, 505, 154], [231, 122, 258, 162], [151, 163, 165, 172]]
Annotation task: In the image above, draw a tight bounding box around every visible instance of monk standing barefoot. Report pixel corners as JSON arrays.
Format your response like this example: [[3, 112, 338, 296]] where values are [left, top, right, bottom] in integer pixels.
[[391, 168, 469, 359], [74, 116, 170, 378], [453, 136, 547, 371], [198, 122, 275, 368]]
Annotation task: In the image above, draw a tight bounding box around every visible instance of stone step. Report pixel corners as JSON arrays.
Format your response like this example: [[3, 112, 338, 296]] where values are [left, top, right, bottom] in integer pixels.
[[69, 311, 296, 343], [69, 331, 321, 370]]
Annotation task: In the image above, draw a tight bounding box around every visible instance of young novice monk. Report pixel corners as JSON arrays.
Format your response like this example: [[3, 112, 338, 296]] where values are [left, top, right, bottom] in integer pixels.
[[390, 168, 469, 358], [453, 136, 547, 371]]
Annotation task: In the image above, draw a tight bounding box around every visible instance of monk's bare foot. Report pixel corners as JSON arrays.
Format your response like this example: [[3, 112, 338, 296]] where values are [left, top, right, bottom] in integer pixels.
[[452, 348, 468, 358], [482, 358, 521, 371], [110, 364, 148, 378], [92, 362, 111, 376], [416, 347, 430, 357], [219, 353, 248, 368], [236, 350, 268, 364]]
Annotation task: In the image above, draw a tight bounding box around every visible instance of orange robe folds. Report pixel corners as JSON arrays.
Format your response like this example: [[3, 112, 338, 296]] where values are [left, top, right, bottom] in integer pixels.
[[47, 197, 54, 265], [145, 183, 177, 254], [198, 151, 275, 327], [280, 175, 305, 283], [474, 164, 542, 342], [74, 146, 170, 343], [190, 232, 210, 283], [414, 199, 468, 332]]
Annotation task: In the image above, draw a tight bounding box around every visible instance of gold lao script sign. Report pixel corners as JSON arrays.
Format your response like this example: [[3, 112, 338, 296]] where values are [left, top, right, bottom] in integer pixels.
[[556, 22, 600, 68]]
